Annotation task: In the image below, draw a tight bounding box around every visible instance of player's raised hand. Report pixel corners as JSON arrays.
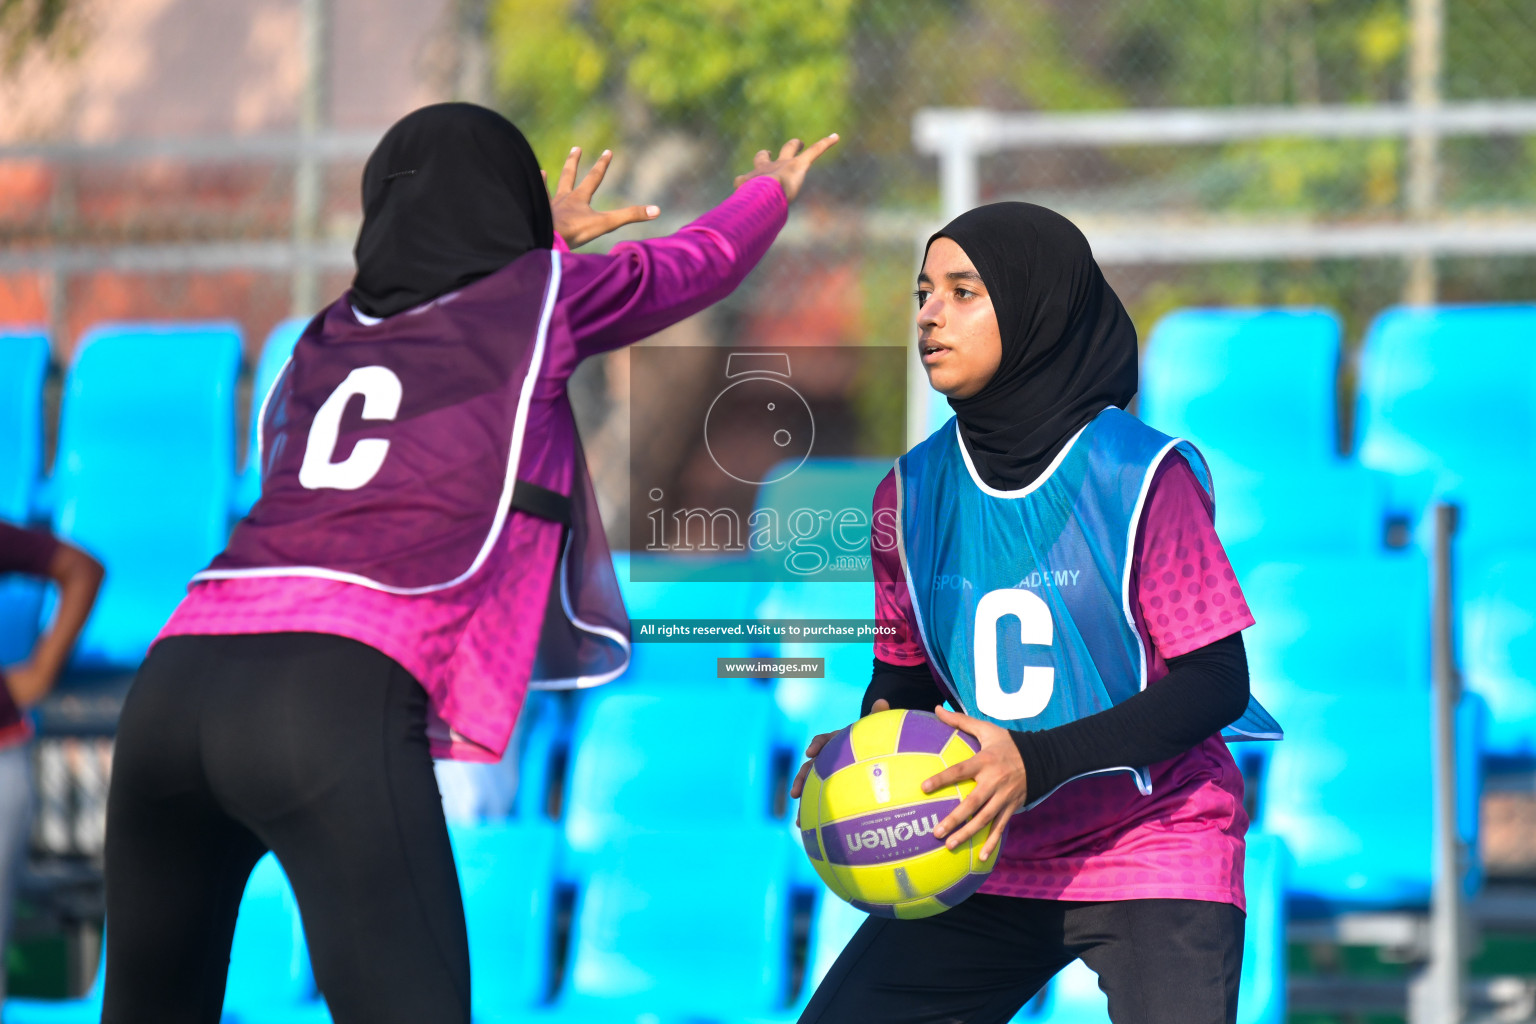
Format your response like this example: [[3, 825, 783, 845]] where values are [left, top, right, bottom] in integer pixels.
[[921, 705, 1028, 860], [790, 697, 888, 800], [548, 146, 660, 249], [734, 133, 840, 204]]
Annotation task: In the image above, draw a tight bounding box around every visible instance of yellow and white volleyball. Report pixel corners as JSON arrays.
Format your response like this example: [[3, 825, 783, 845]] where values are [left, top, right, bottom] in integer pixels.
[[796, 708, 1000, 919]]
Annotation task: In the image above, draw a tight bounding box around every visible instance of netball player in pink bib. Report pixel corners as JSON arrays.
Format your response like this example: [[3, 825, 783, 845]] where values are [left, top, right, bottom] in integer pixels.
[[101, 103, 836, 1024], [793, 202, 1278, 1024]]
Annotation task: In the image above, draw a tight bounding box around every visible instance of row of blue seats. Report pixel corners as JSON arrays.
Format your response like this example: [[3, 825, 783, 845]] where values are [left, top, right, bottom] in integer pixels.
[[1, 308, 1512, 916], [0, 321, 1502, 920], [618, 532, 1481, 917], [3, 581, 1289, 1024], [0, 321, 304, 670], [6, 696, 1290, 1024], [4, 810, 1289, 1024], [432, 664, 1288, 1024], [1132, 307, 1534, 761], [919, 304, 1536, 556], [2, 307, 1528, 703], [919, 304, 1531, 573], [7, 819, 817, 1024]]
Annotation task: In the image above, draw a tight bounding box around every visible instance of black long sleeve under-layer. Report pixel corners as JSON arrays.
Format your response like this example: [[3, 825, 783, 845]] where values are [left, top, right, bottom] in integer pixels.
[[859, 631, 1251, 805]]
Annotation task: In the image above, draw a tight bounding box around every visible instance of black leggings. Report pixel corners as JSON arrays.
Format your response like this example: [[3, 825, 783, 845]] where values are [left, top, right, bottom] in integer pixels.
[[801, 894, 1244, 1024], [102, 632, 469, 1024]]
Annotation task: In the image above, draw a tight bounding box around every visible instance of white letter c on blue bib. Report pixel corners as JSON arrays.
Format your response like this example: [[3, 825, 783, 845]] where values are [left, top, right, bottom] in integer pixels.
[[974, 587, 1054, 720], [299, 365, 403, 491]]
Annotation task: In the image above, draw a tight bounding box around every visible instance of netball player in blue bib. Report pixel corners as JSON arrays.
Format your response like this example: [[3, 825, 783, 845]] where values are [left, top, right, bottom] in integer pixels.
[[793, 202, 1279, 1024]]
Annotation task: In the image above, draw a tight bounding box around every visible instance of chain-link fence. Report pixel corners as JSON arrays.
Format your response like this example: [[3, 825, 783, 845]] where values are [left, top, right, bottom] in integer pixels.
[[6, 0, 1534, 538], [6, 1, 1536, 347], [513, 0, 1536, 503]]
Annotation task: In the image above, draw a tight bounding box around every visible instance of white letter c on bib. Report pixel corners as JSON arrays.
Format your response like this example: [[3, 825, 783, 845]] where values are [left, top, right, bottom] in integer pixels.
[[974, 588, 1054, 720], [298, 365, 403, 491]]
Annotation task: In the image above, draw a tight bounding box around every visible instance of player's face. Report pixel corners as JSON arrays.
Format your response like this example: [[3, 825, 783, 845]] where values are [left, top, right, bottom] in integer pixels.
[[915, 238, 1002, 400]]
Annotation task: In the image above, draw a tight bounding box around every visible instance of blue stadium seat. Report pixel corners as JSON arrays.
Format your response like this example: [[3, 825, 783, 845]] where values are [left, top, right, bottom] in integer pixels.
[[0, 570, 45, 668], [1445, 478, 1533, 555], [614, 551, 765, 686], [236, 318, 307, 515], [616, 458, 891, 692], [0, 332, 52, 666], [1140, 309, 1383, 569], [1194, 457, 1387, 575], [561, 681, 785, 875], [235, 823, 560, 1024], [1463, 552, 1536, 759], [748, 458, 893, 578], [1028, 833, 1289, 1024], [224, 854, 314, 1020], [1354, 306, 1535, 760], [1242, 554, 1484, 910], [0, 330, 49, 523], [1356, 304, 1536, 540], [52, 322, 241, 667], [749, 458, 892, 744], [548, 827, 795, 1022], [512, 692, 566, 820], [795, 892, 868, 1015], [1029, 959, 1103, 1024], [1235, 833, 1290, 1024], [1141, 308, 1342, 466], [758, 576, 875, 746], [762, 578, 875, 889], [452, 820, 561, 1022], [436, 691, 566, 824], [740, 886, 878, 1024], [615, 553, 763, 619]]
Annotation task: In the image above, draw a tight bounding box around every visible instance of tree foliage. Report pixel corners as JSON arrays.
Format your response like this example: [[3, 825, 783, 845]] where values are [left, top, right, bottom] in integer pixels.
[[0, 0, 72, 68], [487, 0, 1536, 330], [490, 0, 855, 180]]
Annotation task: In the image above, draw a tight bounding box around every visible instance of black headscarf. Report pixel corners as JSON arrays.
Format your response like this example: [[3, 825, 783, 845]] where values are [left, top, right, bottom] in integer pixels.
[[351, 103, 553, 319], [928, 202, 1139, 491]]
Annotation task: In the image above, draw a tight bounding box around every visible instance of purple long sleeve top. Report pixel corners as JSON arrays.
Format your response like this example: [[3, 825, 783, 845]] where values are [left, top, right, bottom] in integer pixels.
[[158, 176, 790, 761]]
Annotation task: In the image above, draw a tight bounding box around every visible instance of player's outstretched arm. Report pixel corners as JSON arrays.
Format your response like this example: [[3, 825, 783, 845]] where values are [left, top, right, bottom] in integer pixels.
[[557, 131, 841, 358], [547, 146, 661, 249], [734, 134, 840, 204], [789, 697, 888, 800], [547, 131, 837, 248]]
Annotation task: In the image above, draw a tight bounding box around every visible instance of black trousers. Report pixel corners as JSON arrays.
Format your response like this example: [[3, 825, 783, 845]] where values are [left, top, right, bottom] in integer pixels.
[[800, 894, 1245, 1024], [102, 632, 470, 1024]]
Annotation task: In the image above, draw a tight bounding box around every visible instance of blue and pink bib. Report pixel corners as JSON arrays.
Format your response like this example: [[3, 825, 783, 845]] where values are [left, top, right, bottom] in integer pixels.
[[897, 407, 1280, 800]]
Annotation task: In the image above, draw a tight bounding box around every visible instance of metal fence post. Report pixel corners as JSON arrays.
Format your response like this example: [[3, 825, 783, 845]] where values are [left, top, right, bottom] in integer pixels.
[[292, 0, 330, 319], [1406, 0, 1444, 305], [1425, 501, 1467, 1022]]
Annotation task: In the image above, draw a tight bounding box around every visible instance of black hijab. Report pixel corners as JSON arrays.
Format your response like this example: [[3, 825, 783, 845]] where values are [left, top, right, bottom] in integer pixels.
[[929, 202, 1139, 491], [351, 103, 553, 319]]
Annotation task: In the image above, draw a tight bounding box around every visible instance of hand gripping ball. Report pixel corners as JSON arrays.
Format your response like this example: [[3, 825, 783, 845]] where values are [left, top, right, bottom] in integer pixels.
[[796, 708, 1000, 919]]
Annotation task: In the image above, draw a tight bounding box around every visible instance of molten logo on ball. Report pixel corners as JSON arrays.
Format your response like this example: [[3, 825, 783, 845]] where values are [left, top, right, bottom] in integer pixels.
[[844, 814, 942, 853]]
